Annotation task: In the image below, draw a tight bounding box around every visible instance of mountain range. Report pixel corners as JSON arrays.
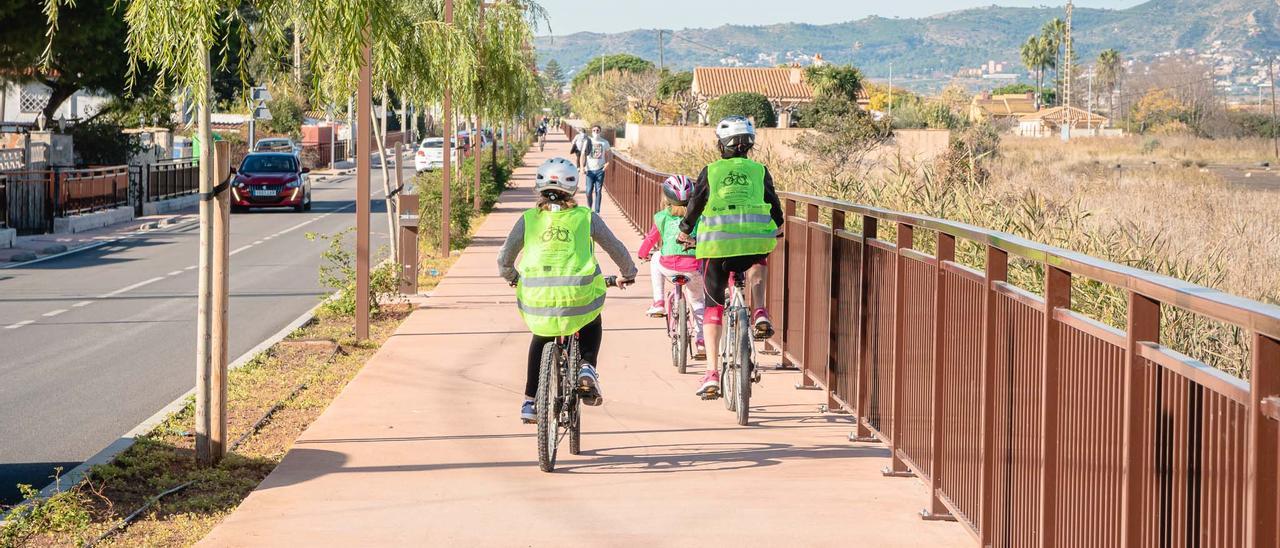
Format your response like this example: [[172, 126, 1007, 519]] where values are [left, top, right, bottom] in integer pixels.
[[533, 0, 1280, 87]]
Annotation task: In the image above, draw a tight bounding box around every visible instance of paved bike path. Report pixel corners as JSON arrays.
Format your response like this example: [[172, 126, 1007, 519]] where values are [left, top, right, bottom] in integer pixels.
[[199, 132, 970, 547]]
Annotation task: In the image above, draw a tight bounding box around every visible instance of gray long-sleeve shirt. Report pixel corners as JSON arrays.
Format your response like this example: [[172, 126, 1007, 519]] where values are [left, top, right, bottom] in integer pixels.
[[497, 209, 638, 284]]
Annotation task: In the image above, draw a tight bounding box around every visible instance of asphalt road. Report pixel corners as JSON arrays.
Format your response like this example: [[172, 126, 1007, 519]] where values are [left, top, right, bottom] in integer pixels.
[[0, 169, 397, 504]]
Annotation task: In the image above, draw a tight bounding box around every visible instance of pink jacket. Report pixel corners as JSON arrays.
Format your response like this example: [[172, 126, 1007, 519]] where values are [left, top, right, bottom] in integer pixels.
[[639, 225, 701, 272]]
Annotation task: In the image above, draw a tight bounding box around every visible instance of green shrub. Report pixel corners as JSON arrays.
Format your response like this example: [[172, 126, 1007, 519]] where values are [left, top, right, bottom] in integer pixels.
[[69, 121, 140, 166], [305, 229, 399, 317], [707, 92, 776, 128]]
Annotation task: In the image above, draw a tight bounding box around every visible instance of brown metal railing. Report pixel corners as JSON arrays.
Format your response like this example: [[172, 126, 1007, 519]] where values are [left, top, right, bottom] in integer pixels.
[[145, 159, 199, 202], [603, 149, 1280, 548], [58, 166, 129, 217]]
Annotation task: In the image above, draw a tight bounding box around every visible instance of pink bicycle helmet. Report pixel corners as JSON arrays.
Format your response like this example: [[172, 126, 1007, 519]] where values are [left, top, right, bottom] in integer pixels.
[[661, 174, 694, 205]]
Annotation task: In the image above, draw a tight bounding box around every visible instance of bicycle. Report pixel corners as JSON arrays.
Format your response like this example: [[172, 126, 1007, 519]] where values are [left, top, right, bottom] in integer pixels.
[[664, 274, 697, 374], [538, 131, 546, 152], [529, 275, 627, 472], [717, 271, 756, 426]]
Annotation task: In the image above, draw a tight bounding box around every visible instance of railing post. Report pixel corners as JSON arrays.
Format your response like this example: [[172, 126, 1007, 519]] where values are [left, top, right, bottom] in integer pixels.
[[853, 215, 878, 442], [884, 222, 914, 477], [1121, 291, 1159, 547], [923, 232, 957, 520], [1247, 332, 1279, 547], [779, 198, 798, 368], [797, 202, 819, 388], [1039, 265, 1071, 548], [979, 245, 1008, 547], [828, 209, 845, 413]]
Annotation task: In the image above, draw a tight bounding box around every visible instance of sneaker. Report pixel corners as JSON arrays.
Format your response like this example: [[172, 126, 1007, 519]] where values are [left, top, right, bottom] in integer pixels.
[[694, 339, 707, 360], [696, 370, 720, 398], [578, 363, 603, 406], [646, 302, 666, 318], [520, 400, 536, 424], [752, 309, 775, 341]]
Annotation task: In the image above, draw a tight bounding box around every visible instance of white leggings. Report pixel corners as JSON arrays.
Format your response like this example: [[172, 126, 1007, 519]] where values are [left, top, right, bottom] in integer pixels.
[[650, 259, 706, 342]]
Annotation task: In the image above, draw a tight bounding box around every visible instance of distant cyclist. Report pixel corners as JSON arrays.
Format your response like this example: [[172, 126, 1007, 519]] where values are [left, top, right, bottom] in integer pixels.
[[497, 157, 638, 422], [677, 116, 784, 397]]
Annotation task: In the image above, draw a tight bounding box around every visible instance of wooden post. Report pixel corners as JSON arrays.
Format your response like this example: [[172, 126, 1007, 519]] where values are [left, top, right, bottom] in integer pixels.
[[1038, 265, 1071, 547], [210, 140, 231, 462], [439, 0, 453, 257], [1247, 333, 1280, 546], [797, 202, 819, 389], [1121, 291, 1159, 547], [884, 222, 913, 477], [852, 215, 878, 442], [355, 25, 372, 340], [978, 245, 1008, 546], [779, 198, 797, 368], [923, 232, 956, 520]]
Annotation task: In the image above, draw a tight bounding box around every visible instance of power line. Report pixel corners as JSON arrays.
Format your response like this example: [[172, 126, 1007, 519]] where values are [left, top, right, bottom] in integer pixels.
[[668, 33, 733, 57]]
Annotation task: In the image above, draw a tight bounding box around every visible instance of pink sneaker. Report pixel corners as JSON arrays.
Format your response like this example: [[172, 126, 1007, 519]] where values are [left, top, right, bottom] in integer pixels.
[[646, 301, 666, 317], [694, 339, 707, 360], [752, 308, 774, 340], [696, 370, 720, 397]]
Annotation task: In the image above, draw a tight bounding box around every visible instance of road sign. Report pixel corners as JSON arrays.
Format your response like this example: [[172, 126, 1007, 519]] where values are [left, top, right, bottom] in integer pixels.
[[253, 106, 273, 121], [250, 86, 272, 103]]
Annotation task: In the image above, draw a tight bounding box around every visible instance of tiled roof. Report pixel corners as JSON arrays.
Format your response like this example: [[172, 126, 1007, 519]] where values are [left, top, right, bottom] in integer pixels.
[[972, 94, 1038, 117], [693, 67, 814, 101], [1021, 105, 1108, 125]]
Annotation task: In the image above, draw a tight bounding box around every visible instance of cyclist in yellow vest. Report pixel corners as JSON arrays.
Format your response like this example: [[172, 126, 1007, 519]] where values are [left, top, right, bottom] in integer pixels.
[[498, 157, 637, 423], [677, 116, 784, 397]]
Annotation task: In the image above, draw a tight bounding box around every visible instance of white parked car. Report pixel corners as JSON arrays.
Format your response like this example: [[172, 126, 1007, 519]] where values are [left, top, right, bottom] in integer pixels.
[[253, 137, 301, 156], [414, 137, 455, 172]]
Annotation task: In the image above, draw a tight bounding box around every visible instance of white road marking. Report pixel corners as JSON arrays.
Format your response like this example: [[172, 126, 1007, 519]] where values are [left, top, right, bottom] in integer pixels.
[[72, 301, 93, 308], [168, 270, 183, 276], [5, 320, 34, 329], [253, 240, 264, 245], [100, 276, 164, 298], [230, 245, 253, 256], [43, 309, 67, 317], [184, 265, 197, 271]]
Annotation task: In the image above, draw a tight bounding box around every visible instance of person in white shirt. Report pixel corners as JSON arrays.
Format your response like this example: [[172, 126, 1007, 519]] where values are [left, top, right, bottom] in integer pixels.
[[579, 125, 610, 213]]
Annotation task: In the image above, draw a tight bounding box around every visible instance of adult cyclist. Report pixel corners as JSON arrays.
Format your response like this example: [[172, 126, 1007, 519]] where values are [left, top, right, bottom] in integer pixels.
[[497, 157, 638, 422], [678, 115, 784, 397]]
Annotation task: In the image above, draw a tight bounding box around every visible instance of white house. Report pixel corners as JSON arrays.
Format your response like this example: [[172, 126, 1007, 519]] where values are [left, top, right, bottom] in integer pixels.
[[0, 81, 111, 128]]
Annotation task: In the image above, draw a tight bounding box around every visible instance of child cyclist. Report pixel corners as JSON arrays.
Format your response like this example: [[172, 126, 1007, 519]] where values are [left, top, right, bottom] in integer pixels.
[[497, 157, 638, 422], [677, 116, 785, 397], [638, 175, 707, 359]]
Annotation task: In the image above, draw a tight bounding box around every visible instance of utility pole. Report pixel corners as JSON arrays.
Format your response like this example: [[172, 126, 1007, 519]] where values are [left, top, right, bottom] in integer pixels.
[[658, 30, 665, 72], [474, 0, 485, 211], [440, 0, 453, 256], [888, 62, 893, 119], [1271, 57, 1278, 159], [1062, 0, 1074, 141], [356, 22, 372, 340], [1087, 70, 1094, 131]]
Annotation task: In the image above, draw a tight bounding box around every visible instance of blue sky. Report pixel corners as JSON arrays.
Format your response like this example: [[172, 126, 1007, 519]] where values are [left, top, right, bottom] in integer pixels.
[[535, 0, 1148, 35]]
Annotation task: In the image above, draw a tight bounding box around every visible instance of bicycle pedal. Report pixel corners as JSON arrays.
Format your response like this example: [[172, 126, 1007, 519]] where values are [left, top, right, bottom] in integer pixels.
[[700, 393, 721, 400], [521, 418, 536, 424]]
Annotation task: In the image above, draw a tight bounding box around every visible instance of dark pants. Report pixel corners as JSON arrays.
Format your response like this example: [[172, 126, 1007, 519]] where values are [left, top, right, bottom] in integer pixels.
[[525, 315, 603, 398], [701, 254, 770, 308]]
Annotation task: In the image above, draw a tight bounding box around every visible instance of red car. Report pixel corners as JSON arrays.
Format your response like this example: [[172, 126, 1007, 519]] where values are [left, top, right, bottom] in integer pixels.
[[231, 152, 313, 212]]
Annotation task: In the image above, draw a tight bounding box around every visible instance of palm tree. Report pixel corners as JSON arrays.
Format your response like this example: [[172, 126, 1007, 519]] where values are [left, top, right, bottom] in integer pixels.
[[1096, 49, 1123, 118], [1021, 35, 1052, 108], [804, 64, 865, 103], [1042, 18, 1067, 106]]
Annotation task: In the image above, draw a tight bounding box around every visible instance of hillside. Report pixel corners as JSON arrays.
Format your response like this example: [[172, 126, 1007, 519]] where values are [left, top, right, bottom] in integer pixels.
[[534, 0, 1280, 81]]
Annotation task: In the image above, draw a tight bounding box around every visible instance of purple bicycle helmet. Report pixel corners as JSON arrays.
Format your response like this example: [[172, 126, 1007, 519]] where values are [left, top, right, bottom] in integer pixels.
[[661, 174, 694, 205]]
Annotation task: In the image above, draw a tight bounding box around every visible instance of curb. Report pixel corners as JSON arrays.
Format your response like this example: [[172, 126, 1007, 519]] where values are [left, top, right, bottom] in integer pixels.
[[0, 217, 200, 270]]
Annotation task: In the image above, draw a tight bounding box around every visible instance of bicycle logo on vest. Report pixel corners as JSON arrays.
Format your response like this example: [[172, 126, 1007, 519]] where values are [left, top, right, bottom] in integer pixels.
[[541, 225, 573, 243], [722, 170, 751, 186]]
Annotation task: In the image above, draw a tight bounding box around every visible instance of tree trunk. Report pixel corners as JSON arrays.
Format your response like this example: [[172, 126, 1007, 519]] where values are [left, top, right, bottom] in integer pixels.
[[39, 83, 78, 128], [372, 93, 398, 264]]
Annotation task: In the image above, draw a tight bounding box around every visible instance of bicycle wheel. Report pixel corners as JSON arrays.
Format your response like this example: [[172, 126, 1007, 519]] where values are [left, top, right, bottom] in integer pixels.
[[722, 313, 736, 412], [735, 307, 752, 426], [536, 342, 560, 472], [568, 339, 582, 455], [675, 298, 689, 374]]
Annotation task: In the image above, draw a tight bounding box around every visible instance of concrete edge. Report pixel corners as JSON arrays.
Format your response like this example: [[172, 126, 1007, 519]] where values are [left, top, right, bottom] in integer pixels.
[[3, 292, 335, 518], [0, 217, 199, 270]]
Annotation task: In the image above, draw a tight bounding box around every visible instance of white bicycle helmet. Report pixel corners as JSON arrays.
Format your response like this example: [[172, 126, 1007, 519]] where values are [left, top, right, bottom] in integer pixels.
[[535, 157, 579, 197], [715, 115, 756, 146]]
